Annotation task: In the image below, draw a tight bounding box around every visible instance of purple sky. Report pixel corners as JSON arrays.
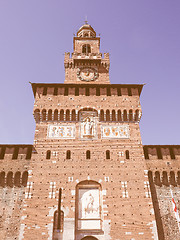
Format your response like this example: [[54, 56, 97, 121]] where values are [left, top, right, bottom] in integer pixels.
[[0, 0, 179, 145]]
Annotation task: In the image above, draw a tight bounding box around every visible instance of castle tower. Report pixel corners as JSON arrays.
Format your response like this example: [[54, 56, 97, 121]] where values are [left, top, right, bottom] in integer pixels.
[[0, 23, 159, 240]]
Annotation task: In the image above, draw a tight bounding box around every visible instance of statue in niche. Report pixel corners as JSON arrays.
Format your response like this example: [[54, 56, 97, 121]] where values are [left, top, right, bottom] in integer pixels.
[[83, 117, 94, 137]]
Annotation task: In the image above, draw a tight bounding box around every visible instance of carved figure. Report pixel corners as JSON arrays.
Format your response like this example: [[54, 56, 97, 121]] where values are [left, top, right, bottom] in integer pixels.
[[83, 117, 93, 136]]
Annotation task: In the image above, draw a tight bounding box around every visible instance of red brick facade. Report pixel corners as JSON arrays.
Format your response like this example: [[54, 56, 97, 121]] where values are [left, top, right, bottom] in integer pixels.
[[0, 23, 180, 240]]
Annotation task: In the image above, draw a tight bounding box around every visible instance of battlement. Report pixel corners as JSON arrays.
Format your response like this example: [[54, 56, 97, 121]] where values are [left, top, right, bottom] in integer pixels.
[[0, 144, 36, 160], [143, 145, 180, 160], [31, 83, 143, 97]]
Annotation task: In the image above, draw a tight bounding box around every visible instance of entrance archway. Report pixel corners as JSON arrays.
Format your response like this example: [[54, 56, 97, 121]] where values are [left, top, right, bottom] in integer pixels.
[[81, 237, 98, 240]]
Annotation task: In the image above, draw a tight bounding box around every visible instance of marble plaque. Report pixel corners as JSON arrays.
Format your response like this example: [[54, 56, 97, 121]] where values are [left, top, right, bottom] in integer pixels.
[[47, 125, 75, 139], [101, 125, 129, 139]]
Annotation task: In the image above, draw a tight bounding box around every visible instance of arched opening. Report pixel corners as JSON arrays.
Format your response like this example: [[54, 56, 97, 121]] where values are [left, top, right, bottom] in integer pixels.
[[135, 109, 139, 121], [7, 171, 13, 187], [60, 110, 64, 121], [22, 171, 28, 187], [86, 150, 91, 159], [112, 110, 116, 121], [72, 109, 76, 121], [66, 110, 70, 121], [117, 110, 122, 121], [125, 150, 129, 159], [54, 109, 58, 121], [170, 171, 176, 186], [78, 108, 98, 121], [106, 150, 110, 159], [100, 110, 104, 121], [42, 109, 46, 122], [82, 44, 91, 54], [34, 109, 40, 122], [123, 110, 127, 121], [48, 109, 52, 121], [154, 171, 161, 186], [162, 171, 169, 186], [0, 171, 5, 187], [66, 150, 71, 159], [76, 180, 102, 231], [129, 109, 133, 121], [46, 150, 51, 159], [81, 237, 98, 240], [14, 171, 21, 187], [106, 110, 110, 121]]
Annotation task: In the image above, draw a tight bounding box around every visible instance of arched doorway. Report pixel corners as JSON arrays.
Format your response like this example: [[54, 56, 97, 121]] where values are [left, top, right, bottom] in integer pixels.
[[81, 236, 98, 240]]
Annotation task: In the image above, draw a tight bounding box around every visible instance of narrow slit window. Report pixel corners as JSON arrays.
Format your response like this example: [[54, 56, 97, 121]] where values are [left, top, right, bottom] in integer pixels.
[[86, 150, 90, 159], [106, 150, 110, 159], [46, 150, 51, 159]]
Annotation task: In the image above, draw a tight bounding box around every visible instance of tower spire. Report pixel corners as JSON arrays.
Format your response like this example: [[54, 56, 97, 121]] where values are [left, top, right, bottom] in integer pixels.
[[85, 15, 88, 24]]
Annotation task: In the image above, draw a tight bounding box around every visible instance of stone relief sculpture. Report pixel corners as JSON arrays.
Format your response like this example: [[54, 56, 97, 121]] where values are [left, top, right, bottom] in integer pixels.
[[83, 117, 94, 137], [80, 111, 97, 139], [47, 125, 75, 139], [79, 189, 100, 219]]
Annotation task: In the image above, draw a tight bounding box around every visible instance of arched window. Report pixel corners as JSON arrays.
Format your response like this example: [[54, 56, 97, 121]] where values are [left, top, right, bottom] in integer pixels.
[[14, 171, 21, 187], [22, 171, 28, 187], [72, 109, 76, 121], [54, 109, 58, 121], [106, 150, 110, 159], [46, 150, 51, 159], [106, 110, 110, 121], [60, 110, 64, 121], [135, 109, 139, 121], [7, 171, 13, 187], [123, 110, 127, 121], [66, 110, 70, 121], [125, 150, 129, 159], [0, 171, 5, 187], [112, 110, 116, 121], [100, 110, 104, 121], [76, 180, 102, 231], [48, 109, 52, 121], [154, 171, 161, 186], [42, 109, 46, 121], [86, 150, 91, 159], [82, 44, 91, 54], [170, 171, 176, 186], [83, 32, 89, 37], [34, 109, 40, 122], [66, 150, 71, 159], [162, 171, 169, 186], [129, 109, 133, 121], [117, 110, 122, 121], [81, 237, 98, 240]]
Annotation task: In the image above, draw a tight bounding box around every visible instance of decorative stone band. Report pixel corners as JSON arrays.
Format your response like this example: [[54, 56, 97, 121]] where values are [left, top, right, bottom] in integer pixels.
[[47, 125, 76, 139], [101, 125, 129, 139], [47, 124, 130, 140]]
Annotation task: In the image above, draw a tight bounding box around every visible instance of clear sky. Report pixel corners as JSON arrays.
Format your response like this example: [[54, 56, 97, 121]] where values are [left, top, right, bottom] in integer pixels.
[[0, 0, 179, 145]]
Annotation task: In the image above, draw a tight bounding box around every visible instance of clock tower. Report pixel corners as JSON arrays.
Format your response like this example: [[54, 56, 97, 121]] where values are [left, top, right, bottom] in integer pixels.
[[6, 23, 158, 240], [64, 23, 110, 84]]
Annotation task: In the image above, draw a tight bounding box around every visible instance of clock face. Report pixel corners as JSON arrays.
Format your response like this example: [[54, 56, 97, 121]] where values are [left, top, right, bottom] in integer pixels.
[[77, 67, 99, 82]]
